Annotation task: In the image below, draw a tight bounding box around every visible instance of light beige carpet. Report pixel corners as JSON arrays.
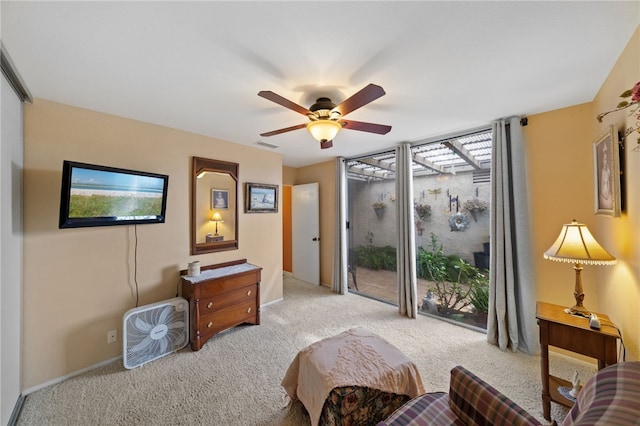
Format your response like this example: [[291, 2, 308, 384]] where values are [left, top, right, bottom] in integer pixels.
[[17, 275, 594, 425]]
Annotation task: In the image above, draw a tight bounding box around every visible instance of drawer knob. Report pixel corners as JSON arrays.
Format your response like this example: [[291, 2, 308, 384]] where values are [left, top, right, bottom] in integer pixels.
[[246, 290, 252, 296], [207, 321, 213, 328], [247, 307, 252, 314], [207, 302, 213, 309]]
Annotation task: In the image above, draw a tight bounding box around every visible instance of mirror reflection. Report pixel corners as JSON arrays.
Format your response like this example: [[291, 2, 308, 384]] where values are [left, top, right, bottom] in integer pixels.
[[191, 157, 238, 254]]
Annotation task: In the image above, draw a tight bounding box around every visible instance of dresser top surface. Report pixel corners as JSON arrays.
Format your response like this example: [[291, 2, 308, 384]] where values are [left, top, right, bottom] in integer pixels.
[[182, 262, 261, 284]]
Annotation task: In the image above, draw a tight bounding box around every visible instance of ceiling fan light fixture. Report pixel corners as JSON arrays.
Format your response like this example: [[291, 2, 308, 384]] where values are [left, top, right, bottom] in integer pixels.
[[307, 120, 342, 143], [257, 84, 390, 147]]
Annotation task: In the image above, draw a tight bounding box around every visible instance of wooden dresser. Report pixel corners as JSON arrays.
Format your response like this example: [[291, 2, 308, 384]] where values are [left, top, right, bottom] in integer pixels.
[[180, 259, 261, 351]]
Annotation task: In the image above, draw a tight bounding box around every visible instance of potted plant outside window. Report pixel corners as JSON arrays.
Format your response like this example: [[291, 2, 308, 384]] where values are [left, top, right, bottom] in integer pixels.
[[372, 202, 387, 219], [415, 203, 432, 221], [462, 198, 489, 222]]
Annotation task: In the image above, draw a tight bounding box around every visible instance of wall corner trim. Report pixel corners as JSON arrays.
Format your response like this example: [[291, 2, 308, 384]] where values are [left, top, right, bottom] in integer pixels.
[[1, 42, 33, 103]]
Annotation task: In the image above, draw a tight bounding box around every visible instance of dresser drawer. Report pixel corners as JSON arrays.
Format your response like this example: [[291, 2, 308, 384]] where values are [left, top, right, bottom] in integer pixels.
[[197, 301, 257, 336], [199, 285, 257, 314], [198, 271, 259, 296]]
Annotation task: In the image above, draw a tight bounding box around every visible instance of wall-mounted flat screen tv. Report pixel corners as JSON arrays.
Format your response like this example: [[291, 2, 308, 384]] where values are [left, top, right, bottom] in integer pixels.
[[59, 161, 169, 229]]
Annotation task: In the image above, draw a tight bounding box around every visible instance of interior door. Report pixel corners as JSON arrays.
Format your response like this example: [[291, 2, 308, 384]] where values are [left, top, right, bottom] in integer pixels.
[[292, 183, 319, 285]]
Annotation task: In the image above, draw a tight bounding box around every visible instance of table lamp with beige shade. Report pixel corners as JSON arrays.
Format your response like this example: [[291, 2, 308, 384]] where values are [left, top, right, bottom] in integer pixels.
[[211, 211, 224, 236], [543, 220, 616, 317]]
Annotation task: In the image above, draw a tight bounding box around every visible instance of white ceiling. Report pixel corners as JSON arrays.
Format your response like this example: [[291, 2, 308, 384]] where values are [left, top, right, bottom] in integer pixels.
[[2, 1, 639, 168]]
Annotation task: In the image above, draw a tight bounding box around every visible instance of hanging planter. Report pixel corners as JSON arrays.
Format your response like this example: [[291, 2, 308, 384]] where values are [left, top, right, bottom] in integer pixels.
[[449, 212, 470, 232], [462, 198, 488, 222], [414, 203, 432, 222], [372, 202, 387, 220]]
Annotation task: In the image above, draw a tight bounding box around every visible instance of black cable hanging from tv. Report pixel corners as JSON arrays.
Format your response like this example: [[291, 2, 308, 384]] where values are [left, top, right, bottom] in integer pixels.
[[134, 224, 139, 307]]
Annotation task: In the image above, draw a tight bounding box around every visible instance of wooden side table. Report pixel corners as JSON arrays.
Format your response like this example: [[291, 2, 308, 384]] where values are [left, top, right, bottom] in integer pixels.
[[536, 301, 619, 421]]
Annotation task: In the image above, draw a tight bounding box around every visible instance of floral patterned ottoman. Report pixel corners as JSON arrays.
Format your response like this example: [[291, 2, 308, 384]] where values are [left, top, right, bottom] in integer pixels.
[[282, 327, 425, 425], [319, 385, 411, 426]]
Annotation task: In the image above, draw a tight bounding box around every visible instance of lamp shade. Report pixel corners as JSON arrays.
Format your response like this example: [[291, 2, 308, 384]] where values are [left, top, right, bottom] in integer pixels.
[[543, 220, 616, 265], [306, 120, 341, 143]]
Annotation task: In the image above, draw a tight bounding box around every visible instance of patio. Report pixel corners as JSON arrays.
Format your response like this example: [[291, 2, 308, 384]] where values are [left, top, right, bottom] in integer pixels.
[[348, 266, 487, 330]]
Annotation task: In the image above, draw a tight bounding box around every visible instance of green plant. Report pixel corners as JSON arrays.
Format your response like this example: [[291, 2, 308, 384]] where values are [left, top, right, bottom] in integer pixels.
[[416, 233, 483, 316], [353, 245, 397, 271], [469, 274, 489, 314]]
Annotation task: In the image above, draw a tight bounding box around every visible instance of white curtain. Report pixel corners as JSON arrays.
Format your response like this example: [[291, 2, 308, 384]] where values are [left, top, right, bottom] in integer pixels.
[[396, 143, 418, 318], [332, 157, 348, 294], [487, 117, 537, 354]]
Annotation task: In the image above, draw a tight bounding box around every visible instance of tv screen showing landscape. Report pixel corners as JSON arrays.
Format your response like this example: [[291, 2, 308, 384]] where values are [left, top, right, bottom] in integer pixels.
[[59, 161, 169, 229]]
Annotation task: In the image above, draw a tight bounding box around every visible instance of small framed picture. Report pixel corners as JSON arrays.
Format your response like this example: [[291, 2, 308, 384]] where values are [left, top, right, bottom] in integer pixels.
[[593, 125, 622, 217], [211, 189, 229, 210], [245, 183, 278, 213]]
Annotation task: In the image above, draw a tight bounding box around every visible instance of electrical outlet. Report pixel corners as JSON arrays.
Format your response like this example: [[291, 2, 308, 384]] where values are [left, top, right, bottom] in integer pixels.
[[107, 329, 117, 344]]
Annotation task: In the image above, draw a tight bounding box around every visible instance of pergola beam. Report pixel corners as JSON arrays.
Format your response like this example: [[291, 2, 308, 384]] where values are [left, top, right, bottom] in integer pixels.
[[412, 153, 446, 174], [442, 140, 482, 170], [346, 165, 392, 180], [357, 158, 396, 173]]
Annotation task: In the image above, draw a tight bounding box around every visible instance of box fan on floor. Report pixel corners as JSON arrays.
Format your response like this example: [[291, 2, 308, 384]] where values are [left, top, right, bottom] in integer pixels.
[[123, 297, 189, 369]]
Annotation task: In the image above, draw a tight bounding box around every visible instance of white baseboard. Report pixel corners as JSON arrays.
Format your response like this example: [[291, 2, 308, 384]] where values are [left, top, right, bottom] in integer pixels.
[[7, 394, 25, 426], [25, 276, 288, 396], [262, 297, 284, 308], [22, 355, 122, 396]]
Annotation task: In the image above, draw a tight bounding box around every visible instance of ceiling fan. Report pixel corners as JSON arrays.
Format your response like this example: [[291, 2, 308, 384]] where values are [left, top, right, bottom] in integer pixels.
[[258, 83, 392, 149]]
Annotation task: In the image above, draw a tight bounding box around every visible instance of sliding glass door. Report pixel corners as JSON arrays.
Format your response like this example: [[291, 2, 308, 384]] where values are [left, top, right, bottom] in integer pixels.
[[346, 150, 398, 304], [346, 129, 492, 330], [411, 130, 492, 330]]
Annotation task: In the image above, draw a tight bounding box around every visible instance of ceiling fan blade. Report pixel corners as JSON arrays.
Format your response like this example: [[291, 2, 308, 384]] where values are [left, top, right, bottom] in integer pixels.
[[340, 119, 392, 135], [258, 91, 310, 116], [259, 123, 307, 137], [333, 84, 386, 116], [320, 140, 333, 149]]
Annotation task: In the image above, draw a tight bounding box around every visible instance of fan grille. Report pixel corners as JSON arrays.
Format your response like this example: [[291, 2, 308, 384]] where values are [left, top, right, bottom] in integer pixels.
[[123, 298, 189, 369]]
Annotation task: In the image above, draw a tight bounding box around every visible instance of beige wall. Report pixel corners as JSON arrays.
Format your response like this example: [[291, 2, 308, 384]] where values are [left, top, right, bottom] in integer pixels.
[[525, 26, 639, 361], [282, 166, 297, 186], [23, 100, 283, 389], [525, 102, 596, 305], [291, 161, 335, 287], [592, 26, 640, 360]]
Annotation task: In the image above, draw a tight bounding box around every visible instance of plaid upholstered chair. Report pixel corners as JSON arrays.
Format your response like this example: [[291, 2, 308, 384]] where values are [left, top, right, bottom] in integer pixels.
[[380, 362, 640, 426], [378, 365, 541, 426], [562, 361, 640, 425]]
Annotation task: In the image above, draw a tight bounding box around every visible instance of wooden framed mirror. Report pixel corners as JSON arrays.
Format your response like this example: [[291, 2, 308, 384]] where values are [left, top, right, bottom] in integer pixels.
[[191, 157, 239, 254]]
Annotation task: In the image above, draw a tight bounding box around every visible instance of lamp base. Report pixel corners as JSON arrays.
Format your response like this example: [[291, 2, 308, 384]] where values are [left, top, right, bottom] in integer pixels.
[[569, 263, 590, 317], [568, 304, 590, 317]]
